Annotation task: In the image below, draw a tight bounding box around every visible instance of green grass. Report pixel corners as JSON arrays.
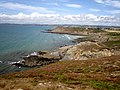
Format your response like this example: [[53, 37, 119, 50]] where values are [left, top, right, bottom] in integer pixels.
[[54, 74, 65, 82], [90, 80, 120, 90], [92, 29, 106, 33], [108, 32, 120, 36], [103, 40, 120, 47]]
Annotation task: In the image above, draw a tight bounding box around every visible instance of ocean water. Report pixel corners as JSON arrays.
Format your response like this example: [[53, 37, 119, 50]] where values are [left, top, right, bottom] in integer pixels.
[[0, 24, 82, 74]]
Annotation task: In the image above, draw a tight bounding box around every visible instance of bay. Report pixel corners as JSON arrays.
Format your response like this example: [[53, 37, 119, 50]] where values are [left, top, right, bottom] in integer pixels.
[[0, 24, 82, 74]]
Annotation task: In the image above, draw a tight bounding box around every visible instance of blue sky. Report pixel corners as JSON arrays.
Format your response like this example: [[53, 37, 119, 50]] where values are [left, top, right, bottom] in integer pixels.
[[0, 0, 120, 25]]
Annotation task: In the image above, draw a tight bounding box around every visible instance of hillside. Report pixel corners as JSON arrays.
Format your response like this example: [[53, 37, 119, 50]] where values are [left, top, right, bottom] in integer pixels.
[[0, 55, 120, 90]]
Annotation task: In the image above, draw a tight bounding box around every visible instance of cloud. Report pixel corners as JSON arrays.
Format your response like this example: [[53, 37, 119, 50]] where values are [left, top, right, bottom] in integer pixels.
[[0, 13, 60, 23], [0, 13, 120, 26], [46, 2, 59, 6], [94, 0, 104, 4], [94, 0, 120, 8], [89, 8, 100, 11], [0, 2, 55, 13], [57, 0, 70, 2], [52, 3, 59, 6], [66, 4, 82, 8], [106, 10, 120, 14]]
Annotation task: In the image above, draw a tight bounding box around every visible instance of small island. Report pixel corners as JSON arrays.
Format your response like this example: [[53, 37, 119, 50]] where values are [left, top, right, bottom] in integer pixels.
[[0, 26, 120, 90]]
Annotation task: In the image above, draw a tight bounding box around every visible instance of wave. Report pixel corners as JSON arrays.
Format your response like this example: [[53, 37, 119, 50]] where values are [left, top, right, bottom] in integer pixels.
[[64, 34, 83, 40], [0, 61, 2, 63]]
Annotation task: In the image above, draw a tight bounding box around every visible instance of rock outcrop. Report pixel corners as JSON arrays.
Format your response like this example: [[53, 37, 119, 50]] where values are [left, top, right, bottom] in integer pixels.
[[51, 41, 120, 60], [13, 51, 60, 67]]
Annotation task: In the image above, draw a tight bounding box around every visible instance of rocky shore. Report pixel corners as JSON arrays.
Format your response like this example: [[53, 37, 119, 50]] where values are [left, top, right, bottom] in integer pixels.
[[13, 51, 60, 67], [13, 26, 120, 67]]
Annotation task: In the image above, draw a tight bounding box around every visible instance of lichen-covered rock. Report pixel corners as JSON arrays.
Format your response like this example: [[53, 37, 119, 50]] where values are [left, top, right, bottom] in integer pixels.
[[51, 41, 120, 61]]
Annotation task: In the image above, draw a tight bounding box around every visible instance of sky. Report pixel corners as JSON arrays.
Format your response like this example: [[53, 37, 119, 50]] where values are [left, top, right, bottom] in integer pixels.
[[0, 0, 120, 26]]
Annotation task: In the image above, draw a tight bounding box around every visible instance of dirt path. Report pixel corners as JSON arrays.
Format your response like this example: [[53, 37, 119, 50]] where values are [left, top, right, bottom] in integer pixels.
[[105, 30, 120, 33]]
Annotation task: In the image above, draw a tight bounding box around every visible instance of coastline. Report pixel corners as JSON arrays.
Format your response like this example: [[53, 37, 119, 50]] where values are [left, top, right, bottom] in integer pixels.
[[1, 26, 120, 90], [12, 26, 120, 67]]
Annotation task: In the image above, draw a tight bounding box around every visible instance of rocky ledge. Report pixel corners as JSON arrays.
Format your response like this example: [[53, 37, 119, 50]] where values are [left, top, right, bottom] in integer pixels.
[[13, 51, 60, 67]]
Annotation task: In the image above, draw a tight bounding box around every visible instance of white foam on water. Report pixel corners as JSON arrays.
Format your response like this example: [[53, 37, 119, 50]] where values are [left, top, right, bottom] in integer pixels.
[[30, 52, 39, 56], [64, 34, 84, 40], [9, 61, 21, 65], [0, 61, 2, 63], [65, 35, 72, 40], [9, 61, 18, 65]]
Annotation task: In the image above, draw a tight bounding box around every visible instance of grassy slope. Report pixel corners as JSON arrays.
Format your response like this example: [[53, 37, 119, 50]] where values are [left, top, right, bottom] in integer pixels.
[[0, 55, 120, 90], [103, 32, 120, 48]]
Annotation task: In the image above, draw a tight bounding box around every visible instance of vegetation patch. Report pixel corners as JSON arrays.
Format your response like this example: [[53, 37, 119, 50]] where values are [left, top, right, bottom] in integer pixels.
[[89, 80, 120, 90], [103, 40, 120, 47], [108, 32, 120, 36], [0, 55, 120, 90]]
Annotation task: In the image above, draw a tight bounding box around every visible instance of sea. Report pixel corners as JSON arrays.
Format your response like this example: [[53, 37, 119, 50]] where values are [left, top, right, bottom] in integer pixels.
[[0, 24, 82, 74]]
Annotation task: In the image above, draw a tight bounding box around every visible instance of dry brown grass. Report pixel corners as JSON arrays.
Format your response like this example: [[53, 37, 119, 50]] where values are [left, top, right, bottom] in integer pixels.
[[0, 78, 75, 90], [0, 55, 120, 90]]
